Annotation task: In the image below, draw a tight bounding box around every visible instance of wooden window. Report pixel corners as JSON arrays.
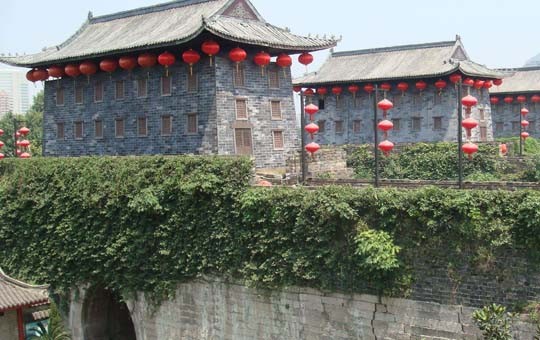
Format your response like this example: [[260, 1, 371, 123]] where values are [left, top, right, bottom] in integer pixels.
[[271, 101, 282, 120], [115, 118, 125, 138], [392, 94, 401, 107], [512, 121, 520, 132], [412, 117, 422, 131], [268, 69, 279, 88], [529, 120, 535, 131], [495, 122, 504, 132], [187, 113, 198, 134], [353, 120, 362, 133], [480, 126, 487, 141], [115, 81, 125, 100], [56, 88, 64, 106], [434, 93, 442, 105], [74, 121, 84, 140], [336, 97, 344, 109], [318, 98, 325, 110], [233, 64, 245, 87], [335, 120, 344, 133], [161, 76, 172, 96], [433, 117, 442, 130], [161, 115, 172, 136], [235, 128, 253, 155], [236, 99, 248, 120], [94, 120, 103, 139], [94, 81, 103, 102], [393, 118, 401, 131], [318, 120, 326, 133], [75, 87, 84, 104], [479, 108, 485, 120], [187, 73, 198, 92], [138, 117, 148, 137], [56, 122, 64, 139], [272, 130, 284, 150], [137, 79, 147, 98]]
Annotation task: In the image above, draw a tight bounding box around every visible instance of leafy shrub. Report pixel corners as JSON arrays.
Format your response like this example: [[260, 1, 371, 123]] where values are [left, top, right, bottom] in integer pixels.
[[473, 304, 515, 340]]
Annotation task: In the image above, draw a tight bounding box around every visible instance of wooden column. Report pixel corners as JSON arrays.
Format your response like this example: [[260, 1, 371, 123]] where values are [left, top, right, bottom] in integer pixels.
[[16, 308, 24, 340]]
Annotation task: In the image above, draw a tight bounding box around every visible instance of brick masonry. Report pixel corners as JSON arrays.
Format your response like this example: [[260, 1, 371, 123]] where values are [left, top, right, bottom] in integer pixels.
[[65, 277, 537, 340], [311, 83, 493, 145], [491, 98, 539, 138], [42, 52, 299, 168]]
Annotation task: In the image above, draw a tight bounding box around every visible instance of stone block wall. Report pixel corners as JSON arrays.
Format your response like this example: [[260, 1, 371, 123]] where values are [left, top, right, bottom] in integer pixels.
[[491, 99, 539, 138], [311, 83, 493, 145]]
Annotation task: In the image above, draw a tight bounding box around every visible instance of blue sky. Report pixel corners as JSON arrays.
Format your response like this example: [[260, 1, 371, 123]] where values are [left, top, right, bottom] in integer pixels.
[[1, 0, 539, 78]]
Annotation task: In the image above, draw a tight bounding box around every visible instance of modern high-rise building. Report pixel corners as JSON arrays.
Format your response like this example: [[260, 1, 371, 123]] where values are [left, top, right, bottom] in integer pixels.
[[0, 69, 30, 117]]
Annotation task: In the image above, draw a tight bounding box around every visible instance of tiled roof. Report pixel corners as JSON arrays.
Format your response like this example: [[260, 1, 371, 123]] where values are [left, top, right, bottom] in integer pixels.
[[490, 67, 540, 94], [0, 269, 49, 312], [0, 0, 336, 68], [32, 309, 50, 321], [294, 38, 504, 86]]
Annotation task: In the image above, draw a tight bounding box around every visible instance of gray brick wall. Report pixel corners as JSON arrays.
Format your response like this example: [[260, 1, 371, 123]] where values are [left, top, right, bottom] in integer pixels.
[[43, 52, 299, 168], [311, 83, 494, 145], [491, 98, 539, 138]]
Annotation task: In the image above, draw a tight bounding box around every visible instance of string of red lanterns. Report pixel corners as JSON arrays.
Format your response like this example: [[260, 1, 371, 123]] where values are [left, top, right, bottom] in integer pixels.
[[461, 93, 479, 159], [377, 98, 395, 155], [304, 101, 320, 157], [0, 127, 31, 159]]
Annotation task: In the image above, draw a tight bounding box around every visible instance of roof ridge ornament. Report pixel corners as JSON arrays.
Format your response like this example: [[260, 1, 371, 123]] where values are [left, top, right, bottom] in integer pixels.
[[88, 11, 93, 20]]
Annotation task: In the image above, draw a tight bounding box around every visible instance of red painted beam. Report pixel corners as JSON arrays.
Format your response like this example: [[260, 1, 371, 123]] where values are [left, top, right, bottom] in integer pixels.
[[16, 308, 24, 340]]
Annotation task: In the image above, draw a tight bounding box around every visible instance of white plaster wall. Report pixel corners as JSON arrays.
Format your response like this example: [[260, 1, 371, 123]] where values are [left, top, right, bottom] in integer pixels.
[[0, 310, 19, 340]]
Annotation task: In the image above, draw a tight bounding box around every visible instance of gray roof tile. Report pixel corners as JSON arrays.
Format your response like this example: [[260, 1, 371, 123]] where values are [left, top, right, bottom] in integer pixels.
[[490, 67, 540, 94], [0, 269, 49, 312]]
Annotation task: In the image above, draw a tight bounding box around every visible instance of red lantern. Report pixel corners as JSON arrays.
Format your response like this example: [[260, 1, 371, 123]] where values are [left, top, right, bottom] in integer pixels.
[[19, 127, 30, 136], [435, 79, 447, 93], [33, 69, 49, 81], [298, 52, 314, 69], [305, 123, 319, 136], [521, 120, 530, 128], [483, 80, 492, 89], [521, 108, 529, 116], [138, 53, 157, 68], [474, 80, 485, 90], [182, 49, 201, 75], [462, 118, 478, 130], [229, 47, 247, 63], [253, 51, 271, 75], [364, 84, 374, 94], [276, 53, 292, 74], [493, 79, 503, 86], [158, 51, 176, 74], [532, 95, 540, 103], [305, 104, 319, 116], [304, 88, 315, 97], [0, 129, 3, 136], [48, 65, 65, 78], [0, 141, 4, 148], [19, 140, 30, 148], [0, 154, 4, 159], [305, 142, 320, 155], [378, 140, 394, 154], [490, 97, 500, 105], [378, 120, 394, 132], [332, 86, 343, 97], [397, 82, 409, 94], [504, 96, 514, 104], [348, 84, 360, 95], [119, 56, 137, 71], [415, 80, 427, 92], [201, 40, 220, 66], [19, 152, 31, 159], [26, 69, 37, 82], [79, 61, 98, 76], [517, 95, 527, 104], [377, 99, 394, 111], [449, 73, 462, 84], [293, 86, 302, 93], [100, 59, 118, 74], [521, 132, 530, 140], [463, 78, 474, 87], [462, 142, 478, 158], [316, 87, 328, 96], [461, 95, 478, 108], [380, 83, 392, 92]]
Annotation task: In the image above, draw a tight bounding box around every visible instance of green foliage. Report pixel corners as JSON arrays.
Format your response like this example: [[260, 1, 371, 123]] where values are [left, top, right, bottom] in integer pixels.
[[2, 156, 540, 303], [27, 302, 71, 340], [473, 304, 515, 340]]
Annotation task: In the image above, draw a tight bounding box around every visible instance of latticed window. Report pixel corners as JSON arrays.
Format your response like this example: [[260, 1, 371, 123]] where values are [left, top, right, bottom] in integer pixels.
[[74, 121, 84, 139], [75, 87, 84, 104], [94, 82, 104, 102], [318, 98, 325, 110], [479, 108, 485, 120], [187, 113, 198, 134], [115, 81, 125, 100], [56, 122, 64, 139], [137, 79, 147, 98], [94, 120, 103, 139], [56, 88, 64, 106], [271, 101, 282, 120], [480, 126, 487, 141], [318, 120, 326, 133], [272, 130, 284, 150], [235, 128, 252, 155], [161, 116, 172, 136], [233, 65, 245, 87], [529, 120, 535, 131], [268, 69, 279, 88], [161, 76, 172, 96], [187, 73, 197, 92], [512, 121, 520, 132], [412, 117, 422, 131], [495, 122, 504, 132], [433, 117, 442, 130], [335, 120, 344, 133], [392, 119, 401, 131], [115, 118, 125, 138], [236, 99, 248, 120], [138, 117, 147, 136], [353, 120, 361, 133]]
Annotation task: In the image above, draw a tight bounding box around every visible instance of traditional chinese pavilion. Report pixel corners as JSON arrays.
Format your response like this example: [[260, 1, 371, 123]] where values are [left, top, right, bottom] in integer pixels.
[[294, 36, 504, 146], [0, 0, 336, 168]]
